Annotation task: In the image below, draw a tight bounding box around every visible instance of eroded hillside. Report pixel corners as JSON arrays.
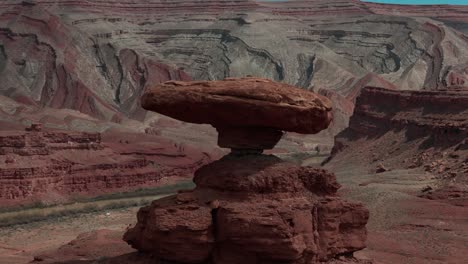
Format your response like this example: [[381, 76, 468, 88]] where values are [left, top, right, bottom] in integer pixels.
[[0, 0, 467, 136]]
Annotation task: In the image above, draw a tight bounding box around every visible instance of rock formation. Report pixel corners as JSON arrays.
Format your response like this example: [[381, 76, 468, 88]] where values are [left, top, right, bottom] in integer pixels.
[[124, 78, 369, 263], [1, 0, 468, 142], [141, 78, 333, 151], [325, 86, 468, 205], [0, 128, 214, 207], [0, 3, 190, 128]]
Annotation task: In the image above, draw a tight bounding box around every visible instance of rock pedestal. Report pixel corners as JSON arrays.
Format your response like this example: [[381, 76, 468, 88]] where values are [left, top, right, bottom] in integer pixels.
[[216, 126, 284, 151], [124, 155, 368, 263], [124, 77, 369, 263]]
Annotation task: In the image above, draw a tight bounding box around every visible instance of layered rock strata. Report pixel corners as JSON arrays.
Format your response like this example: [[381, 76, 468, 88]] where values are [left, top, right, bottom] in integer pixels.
[[326, 87, 468, 203], [2, 0, 468, 142], [0, 129, 212, 205], [0, 5, 190, 123], [124, 78, 368, 263]]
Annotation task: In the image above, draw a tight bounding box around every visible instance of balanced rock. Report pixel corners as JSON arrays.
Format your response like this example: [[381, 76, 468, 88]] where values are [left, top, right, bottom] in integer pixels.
[[125, 77, 369, 264], [141, 77, 332, 150]]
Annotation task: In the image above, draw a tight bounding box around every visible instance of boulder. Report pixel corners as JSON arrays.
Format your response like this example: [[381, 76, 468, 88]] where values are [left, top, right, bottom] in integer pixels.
[[141, 77, 333, 134]]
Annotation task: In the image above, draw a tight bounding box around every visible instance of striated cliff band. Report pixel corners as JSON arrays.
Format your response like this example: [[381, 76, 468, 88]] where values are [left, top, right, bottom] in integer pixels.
[[0, 127, 216, 207], [326, 87, 468, 205], [0, 0, 467, 134]]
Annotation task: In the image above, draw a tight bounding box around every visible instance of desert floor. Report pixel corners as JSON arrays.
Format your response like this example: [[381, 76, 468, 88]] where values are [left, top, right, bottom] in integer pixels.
[[0, 164, 467, 264]]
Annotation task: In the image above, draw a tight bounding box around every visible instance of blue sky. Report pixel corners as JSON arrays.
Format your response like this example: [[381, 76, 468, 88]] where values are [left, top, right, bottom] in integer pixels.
[[262, 0, 468, 4], [362, 0, 468, 4]]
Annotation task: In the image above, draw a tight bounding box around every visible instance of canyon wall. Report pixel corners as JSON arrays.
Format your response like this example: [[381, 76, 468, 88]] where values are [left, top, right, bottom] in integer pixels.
[[326, 87, 467, 202], [0, 3, 190, 126], [0, 128, 214, 206], [0, 0, 467, 136]]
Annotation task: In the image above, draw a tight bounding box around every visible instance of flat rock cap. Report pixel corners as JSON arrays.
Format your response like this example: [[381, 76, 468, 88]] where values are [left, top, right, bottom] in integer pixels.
[[141, 77, 333, 134]]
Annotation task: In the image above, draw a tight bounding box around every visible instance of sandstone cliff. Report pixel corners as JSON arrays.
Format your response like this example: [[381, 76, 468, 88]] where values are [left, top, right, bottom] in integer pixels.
[[0, 128, 214, 207], [325, 87, 467, 204]]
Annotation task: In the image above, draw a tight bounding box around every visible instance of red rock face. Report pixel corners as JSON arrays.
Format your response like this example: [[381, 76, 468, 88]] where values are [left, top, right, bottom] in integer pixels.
[[124, 154, 369, 264], [342, 87, 468, 140], [0, 129, 214, 206], [193, 155, 340, 195], [117, 48, 191, 121], [0, 6, 190, 122], [0, 5, 197, 207], [326, 87, 468, 202], [0, 0, 261, 15], [444, 64, 468, 89]]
